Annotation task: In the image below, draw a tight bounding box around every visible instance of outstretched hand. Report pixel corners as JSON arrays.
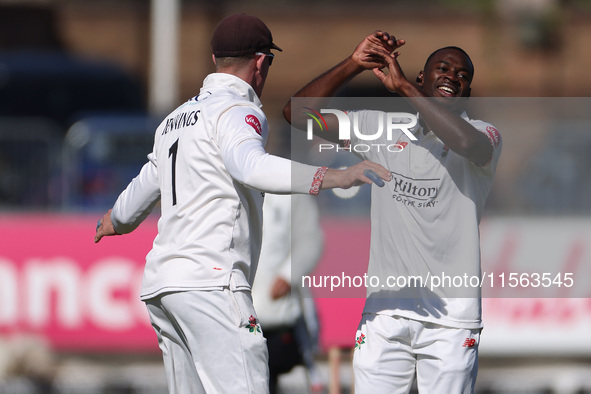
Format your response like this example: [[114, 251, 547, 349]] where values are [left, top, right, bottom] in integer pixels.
[[351, 30, 405, 71], [94, 209, 119, 243], [322, 160, 391, 190]]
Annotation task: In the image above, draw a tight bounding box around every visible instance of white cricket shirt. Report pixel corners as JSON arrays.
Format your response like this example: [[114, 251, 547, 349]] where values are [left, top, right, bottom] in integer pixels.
[[252, 193, 323, 328], [111, 73, 319, 300], [348, 110, 502, 329]]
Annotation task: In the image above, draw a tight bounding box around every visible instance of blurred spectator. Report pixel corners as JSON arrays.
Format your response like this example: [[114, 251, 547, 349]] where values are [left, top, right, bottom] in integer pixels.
[[253, 193, 325, 393]]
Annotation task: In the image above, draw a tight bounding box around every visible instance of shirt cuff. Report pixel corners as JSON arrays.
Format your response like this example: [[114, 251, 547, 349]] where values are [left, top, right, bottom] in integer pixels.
[[309, 167, 328, 195]]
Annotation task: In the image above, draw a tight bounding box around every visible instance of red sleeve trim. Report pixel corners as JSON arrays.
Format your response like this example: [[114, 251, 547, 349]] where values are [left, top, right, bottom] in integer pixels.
[[309, 167, 328, 195]]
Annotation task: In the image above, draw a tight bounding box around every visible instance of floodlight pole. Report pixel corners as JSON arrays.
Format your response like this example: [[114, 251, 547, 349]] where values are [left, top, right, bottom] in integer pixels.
[[149, 0, 180, 116]]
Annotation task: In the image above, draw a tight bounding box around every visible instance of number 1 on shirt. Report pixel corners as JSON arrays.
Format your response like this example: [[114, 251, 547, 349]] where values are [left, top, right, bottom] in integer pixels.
[[168, 139, 179, 205]]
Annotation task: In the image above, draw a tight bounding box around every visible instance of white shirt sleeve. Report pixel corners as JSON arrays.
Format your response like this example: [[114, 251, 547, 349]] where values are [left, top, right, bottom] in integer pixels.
[[111, 154, 161, 234], [217, 106, 320, 194]]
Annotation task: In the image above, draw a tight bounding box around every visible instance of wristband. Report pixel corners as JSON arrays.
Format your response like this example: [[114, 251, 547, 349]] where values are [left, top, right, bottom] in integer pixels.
[[309, 167, 328, 195]]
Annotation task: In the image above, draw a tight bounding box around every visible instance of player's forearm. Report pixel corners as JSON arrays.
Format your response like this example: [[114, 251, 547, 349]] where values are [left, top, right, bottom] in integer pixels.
[[397, 80, 492, 165], [287, 30, 398, 110], [318, 160, 391, 191], [112, 197, 160, 234], [283, 57, 361, 144], [283, 56, 362, 123], [225, 138, 318, 194], [319, 168, 352, 190], [111, 161, 161, 234], [296, 56, 362, 99], [227, 138, 390, 194], [412, 99, 491, 164]]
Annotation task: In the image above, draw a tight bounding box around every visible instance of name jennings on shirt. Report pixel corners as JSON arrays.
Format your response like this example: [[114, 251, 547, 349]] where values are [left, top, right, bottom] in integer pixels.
[[161, 109, 201, 135]]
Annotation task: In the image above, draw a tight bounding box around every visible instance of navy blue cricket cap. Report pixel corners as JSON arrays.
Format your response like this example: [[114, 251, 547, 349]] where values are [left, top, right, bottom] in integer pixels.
[[211, 13, 282, 57]]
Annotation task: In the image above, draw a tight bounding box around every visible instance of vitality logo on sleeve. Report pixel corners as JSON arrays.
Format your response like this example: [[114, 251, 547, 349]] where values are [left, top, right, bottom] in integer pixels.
[[245, 115, 262, 135]]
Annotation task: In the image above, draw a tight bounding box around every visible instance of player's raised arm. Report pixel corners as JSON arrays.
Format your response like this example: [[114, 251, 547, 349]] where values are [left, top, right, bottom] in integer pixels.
[[283, 31, 404, 143], [219, 121, 391, 194]]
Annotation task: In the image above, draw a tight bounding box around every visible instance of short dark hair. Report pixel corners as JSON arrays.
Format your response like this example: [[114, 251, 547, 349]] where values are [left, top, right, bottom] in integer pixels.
[[214, 55, 254, 70], [424, 46, 474, 77]]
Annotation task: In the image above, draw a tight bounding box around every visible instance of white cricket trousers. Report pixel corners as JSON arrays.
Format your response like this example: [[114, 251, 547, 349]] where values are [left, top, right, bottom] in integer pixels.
[[353, 313, 480, 394], [145, 289, 269, 394]]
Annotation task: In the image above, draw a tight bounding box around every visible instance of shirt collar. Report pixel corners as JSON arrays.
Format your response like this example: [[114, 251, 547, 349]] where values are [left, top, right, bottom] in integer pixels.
[[202, 73, 262, 108]]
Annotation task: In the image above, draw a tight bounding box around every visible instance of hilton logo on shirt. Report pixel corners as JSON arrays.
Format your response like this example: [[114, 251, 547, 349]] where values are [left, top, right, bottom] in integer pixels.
[[391, 172, 439, 201]]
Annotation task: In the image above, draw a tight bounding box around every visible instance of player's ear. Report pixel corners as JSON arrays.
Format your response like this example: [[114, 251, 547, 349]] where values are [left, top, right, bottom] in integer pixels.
[[416, 71, 424, 87], [255, 53, 266, 73], [212, 54, 217, 65]]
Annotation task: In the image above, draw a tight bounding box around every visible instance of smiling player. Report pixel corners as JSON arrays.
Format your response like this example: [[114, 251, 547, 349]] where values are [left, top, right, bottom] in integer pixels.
[[284, 31, 502, 393]]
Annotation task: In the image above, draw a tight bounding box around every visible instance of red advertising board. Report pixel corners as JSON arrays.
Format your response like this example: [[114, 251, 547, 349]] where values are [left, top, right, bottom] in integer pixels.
[[0, 213, 159, 352], [1, 214, 591, 356], [0, 214, 373, 353]]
